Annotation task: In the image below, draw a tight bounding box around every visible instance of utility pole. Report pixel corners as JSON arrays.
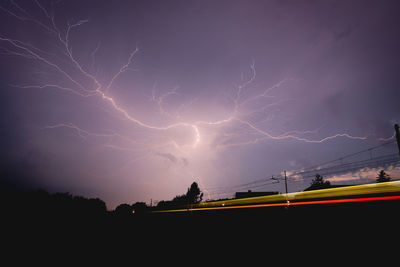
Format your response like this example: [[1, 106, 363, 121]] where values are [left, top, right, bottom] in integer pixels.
[[284, 170, 290, 207], [395, 124, 400, 157], [284, 170, 288, 195]]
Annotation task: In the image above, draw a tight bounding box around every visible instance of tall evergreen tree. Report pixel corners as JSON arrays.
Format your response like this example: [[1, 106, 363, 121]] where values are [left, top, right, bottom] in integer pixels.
[[376, 170, 391, 183]]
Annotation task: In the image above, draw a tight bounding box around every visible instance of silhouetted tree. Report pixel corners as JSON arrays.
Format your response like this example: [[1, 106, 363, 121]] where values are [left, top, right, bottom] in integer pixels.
[[131, 202, 147, 214], [156, 200, 172, 209], [172, 194, 188, 205], [304, 174, 331, 191], [376, 170, 391, 183], [114, 203, 133, 216], [157, 182, 204, 209], [186, 182, 203, 204]]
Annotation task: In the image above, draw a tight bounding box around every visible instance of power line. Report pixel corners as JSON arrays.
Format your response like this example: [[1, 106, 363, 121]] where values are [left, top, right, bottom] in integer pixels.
[[288, 153, 400, 182], [297, 139, 396, 171], [204, 139, 400, 200]]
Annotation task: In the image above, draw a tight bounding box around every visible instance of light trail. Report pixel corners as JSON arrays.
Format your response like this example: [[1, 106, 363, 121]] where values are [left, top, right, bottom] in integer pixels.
[[153, 180, 400, 213], [156, 195, 400, 212]]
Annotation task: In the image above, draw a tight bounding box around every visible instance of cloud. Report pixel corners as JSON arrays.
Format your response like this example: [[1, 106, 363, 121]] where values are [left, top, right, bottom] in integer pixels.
[[154, 151, 189, 167], [155, 152, 177, 164], [326, 165, 400, 184]]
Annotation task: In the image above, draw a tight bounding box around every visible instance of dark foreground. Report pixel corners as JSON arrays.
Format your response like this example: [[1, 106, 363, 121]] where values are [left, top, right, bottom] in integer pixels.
[[3, 200, 400, 263], [4, 196, 400, 238], [3, 192, 399, 262]]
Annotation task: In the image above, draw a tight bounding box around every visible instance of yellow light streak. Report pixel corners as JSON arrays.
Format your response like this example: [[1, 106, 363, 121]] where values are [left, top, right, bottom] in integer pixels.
[[153, 180, 400, 213]]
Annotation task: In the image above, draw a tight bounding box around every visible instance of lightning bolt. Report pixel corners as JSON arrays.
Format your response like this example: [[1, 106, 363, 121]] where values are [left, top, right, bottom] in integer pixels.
[[0, 1, 372, 162]]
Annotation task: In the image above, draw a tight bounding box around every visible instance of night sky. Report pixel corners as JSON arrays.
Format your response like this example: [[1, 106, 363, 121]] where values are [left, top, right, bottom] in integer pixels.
[[1, 0, 399, 209]]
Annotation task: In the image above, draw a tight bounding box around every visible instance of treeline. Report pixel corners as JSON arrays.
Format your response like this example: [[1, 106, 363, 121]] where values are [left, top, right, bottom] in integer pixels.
[[113, 182, 203, 214], [1, 182, 204, 219], [2, 170, 393, 219], [304, 169, 393, 191], [156, 182, 203, 209], [2, 190, 107, 219]]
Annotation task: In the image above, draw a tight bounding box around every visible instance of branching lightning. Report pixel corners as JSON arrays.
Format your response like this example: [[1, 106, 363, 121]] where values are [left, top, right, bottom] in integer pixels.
[[0, 0, 374, 190]]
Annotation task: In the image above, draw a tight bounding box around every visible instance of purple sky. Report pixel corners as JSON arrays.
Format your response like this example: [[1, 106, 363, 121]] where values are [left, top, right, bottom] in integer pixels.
[[1, 0, 399, 209]]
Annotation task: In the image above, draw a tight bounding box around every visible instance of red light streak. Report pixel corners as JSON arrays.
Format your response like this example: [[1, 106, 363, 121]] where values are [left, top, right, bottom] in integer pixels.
[[288, 195, 400, 206], [176, 195, 400, 212]]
